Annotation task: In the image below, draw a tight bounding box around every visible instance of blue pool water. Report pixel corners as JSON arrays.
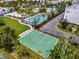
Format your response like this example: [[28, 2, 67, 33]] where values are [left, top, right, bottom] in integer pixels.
[[24, 14, 48, 25], [46, 8, 52, 13]]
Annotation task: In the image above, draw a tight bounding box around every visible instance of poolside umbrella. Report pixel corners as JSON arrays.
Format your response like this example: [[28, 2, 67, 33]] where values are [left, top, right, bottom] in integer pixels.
[[0, 55, 8, 59]]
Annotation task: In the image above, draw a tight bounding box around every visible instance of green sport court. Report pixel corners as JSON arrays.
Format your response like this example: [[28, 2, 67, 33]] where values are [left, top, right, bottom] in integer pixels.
[[19, 30, 59, 58]]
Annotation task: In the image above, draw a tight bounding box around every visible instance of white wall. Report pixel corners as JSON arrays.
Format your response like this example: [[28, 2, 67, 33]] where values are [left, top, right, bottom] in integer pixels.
[[64, 3, 79, 25]]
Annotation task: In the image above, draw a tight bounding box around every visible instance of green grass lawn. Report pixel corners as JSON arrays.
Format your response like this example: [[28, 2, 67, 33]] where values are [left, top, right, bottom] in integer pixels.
[[0, 49, 16, 59], [56, 23, 68, 32], [0, 16, 30, 37]]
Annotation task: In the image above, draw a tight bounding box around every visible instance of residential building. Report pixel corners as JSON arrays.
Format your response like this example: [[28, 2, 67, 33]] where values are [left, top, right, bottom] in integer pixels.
[[64, 0, 79, 25], [0, 0, 16, 2]]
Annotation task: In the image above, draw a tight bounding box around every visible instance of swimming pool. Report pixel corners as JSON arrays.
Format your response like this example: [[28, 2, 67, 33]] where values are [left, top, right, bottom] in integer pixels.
[[24, 14, 48, 25], [46, 8, 52, 13]]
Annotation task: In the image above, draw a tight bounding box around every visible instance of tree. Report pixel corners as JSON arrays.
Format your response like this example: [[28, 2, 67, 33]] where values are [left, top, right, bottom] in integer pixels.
[[50, 37, 79, 59], [61, 20, 69, 29], [0, 32, 4, 48], [0, 25, 16, 52], [17, 46, 30, 59], [0, 20, 5, 26], [3, 26, 16, 52]]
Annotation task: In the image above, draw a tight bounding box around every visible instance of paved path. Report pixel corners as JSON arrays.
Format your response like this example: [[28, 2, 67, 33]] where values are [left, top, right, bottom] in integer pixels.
[[40, 12, 79, 43]]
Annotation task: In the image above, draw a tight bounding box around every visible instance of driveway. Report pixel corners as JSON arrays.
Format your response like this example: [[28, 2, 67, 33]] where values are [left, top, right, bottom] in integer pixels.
[[40, 12, 79, 43]]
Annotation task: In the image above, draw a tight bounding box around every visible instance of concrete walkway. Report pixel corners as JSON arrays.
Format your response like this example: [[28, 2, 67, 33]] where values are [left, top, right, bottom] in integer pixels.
[[40, 12, 79, 43]]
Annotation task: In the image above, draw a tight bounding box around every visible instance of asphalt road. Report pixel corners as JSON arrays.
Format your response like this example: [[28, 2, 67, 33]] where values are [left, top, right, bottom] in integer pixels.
[[40, 12, 79, 43]]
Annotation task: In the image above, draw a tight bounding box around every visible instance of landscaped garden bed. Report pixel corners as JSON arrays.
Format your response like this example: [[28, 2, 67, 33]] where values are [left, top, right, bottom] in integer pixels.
[[56, 20, 79, 36]]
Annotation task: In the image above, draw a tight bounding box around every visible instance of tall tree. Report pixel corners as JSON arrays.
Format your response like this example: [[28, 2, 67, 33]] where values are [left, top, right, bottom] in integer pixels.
[[50, 37, 79, 59]]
